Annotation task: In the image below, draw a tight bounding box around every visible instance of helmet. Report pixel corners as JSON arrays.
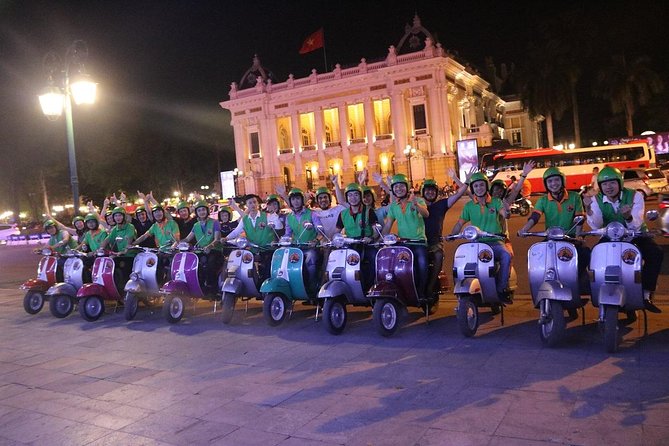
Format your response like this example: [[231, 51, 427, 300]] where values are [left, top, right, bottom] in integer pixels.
[[43, 219, 56, 230], [135, 206, 146, 215], [193, 200, 209, 213], [362, 186, 377, 202], [111, 206, 126, 216], [390, 173, 409, 189], [288, 188, 305, 200], [315, 186, 331, 199], [151, 204, 164, 213], [104, 209, 113, 217], [543, 166, 566, 190], [218, 206, 232, 219], [72, 216, 84, 225], [345, 183, 362, 194], [597, 166, 623, 190], [490, 179, 507, 191], [176, 201, 189, 211], [469, 172, 489, 194], [266, 194, 282, 206], [84, 213, 97, 223], [420, 179, 438, 195]]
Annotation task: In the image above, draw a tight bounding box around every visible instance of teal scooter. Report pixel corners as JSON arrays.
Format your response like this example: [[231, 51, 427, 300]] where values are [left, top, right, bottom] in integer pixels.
[[259, 221, 325, 326]]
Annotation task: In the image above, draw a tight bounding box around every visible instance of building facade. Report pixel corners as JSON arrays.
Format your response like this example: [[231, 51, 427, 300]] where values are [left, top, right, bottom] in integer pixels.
[[219, 16, 539, 197]]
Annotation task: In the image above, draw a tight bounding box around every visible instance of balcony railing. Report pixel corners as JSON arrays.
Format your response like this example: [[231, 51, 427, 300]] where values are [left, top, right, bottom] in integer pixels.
[[301, 145, 317, 151]]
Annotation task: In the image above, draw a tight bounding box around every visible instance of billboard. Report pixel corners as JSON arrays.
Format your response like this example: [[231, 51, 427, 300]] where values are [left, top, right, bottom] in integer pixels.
[[220, 171, 236, 199], [456, 139, 479, 181]]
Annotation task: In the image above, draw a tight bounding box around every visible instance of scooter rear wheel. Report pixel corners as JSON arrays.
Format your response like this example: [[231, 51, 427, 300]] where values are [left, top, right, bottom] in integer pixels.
[[373, 299, 402, 337], [456, 296, 479, 337], [79, 296, 105, 322], [221, 292, 237, 325], [124, 292, 139, 321], [163, 296, 184, 324], [603, 304, 619, 353], [23, 291, 44, 315], [263, 293, 288, 326], [539, 300, 566, 347], [49, 294, 74, 318], [323, 297, 348, 335]]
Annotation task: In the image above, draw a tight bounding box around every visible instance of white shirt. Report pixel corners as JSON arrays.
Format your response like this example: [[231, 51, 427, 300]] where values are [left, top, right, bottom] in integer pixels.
[[586, 190, 644, 231], [313, 204, 345, 240]]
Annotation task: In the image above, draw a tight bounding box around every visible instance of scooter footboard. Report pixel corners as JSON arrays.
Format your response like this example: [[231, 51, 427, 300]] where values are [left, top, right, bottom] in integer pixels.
[[533, 281, 573, 308], [46, 282, 78, 297], [20, 279, 50, 292], [367, 281, 397, 299], [595, 283, 625, 307], [161, 280, 190, 296], [318, 280, 358, 303], [222, 277, 242, 295]]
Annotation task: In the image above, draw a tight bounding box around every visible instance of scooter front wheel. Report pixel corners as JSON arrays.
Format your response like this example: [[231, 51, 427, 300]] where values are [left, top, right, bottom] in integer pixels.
[[373, 299, 403, 337], [539, 300, 566, 347], [221, 292, 237, 325], [456, 296, 479, 337], [323, 297, 348, 335], [124, 292, 139, 321], [79, 296, 105, 322], [263, 293, 288, 326], [603, 304, 620, 353], [23, 291, 45, 314], [49, 294, 74, 318], [163, 296, 185, 324]]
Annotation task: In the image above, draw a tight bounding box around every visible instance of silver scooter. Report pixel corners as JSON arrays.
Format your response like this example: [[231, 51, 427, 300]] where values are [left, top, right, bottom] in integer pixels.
[[123, 246, 172, 321], [46, 249, 88, 318], [446, 226, 517, 337]]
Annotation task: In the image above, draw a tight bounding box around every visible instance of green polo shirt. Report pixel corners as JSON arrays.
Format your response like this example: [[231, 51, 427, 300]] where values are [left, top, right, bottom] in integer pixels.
[[535, 191, 584, 235], [82, 228, 108, 252], [147, 219, 180, 247], [387, 199, 427, 242], [49, 230, 78, 254], [460, 195, 505, 243], [106, 224, 137, 252]]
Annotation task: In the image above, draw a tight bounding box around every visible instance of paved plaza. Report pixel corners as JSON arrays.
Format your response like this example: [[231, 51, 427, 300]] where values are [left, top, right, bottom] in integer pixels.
[[0, 286, 668, 445]]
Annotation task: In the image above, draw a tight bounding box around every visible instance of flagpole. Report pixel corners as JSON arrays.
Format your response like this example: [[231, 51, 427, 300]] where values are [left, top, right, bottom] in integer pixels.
[[322, 31, 328, 72]]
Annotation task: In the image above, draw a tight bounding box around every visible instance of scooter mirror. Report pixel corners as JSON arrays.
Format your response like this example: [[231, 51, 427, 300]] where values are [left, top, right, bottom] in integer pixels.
[[572, 215, 585, 226], [303, 221, 314, 230], [267, 222, 276, 229], [646, 209, 659, 221]]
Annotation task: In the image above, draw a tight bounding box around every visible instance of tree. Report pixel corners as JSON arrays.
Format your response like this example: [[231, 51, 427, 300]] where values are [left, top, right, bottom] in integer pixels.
[[595, 54, 664, 137]]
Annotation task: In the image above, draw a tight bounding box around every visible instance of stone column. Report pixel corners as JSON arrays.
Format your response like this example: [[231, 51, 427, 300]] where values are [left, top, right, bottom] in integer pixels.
[[363, 99, 377, 170], [338, 104, 352, 183], [290, 112, 303, 186], [314, 108, 327, 183]]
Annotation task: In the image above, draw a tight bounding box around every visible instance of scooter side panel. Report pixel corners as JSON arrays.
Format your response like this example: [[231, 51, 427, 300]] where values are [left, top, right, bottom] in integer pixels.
[[375, 246, 418, 305], [528, 241, 579, 305], [590, 242, 642, 309], [46, 282, 78, 297], [63, 257, 85, 290], [170, 252, 203, 297], [453, 243, 496, 298], [37, 256, 58, 283]]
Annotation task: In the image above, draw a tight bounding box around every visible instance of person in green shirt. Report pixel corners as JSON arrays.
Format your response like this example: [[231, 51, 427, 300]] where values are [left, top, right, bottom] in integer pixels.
[[181, 200, 222, 293], [133, 205, 180, 249], [284, 188, 323, 290], [382, 173, 430, 298], [77, 213, 108, 253], [99, 207, 137, 284], [42, 219, 77, 255]]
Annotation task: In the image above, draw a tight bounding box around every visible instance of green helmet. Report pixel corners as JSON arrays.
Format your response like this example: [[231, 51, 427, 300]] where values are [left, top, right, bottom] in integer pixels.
[[104, 209, 113, 217], [315, 186, 331, 199], [420, 179, 439, 195], [84, 213, 97, 222], [111, 206, 126, 216], [72, 216, 84, 225], [135, 206, 146, 215], [469, 172, 489, 194], [176, 200, 189, 211], [266, 194, 282, 206], [362, 186, 377, 201], [345, 183, 362, 194], [193, 200, 209, 213], [390, 173, 409, 189], [151, 204, 164, 213], [597, 166, 623, 190], [43, 219, 56, 230], [288, 188, 305, 200], [543, 166, 565, 190], [490, 179, 507, 191], [218, 206, 232, 219]]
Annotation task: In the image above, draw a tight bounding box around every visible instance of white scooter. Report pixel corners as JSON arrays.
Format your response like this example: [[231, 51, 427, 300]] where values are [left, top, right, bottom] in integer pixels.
[[582, 210, 659, 353], [46, 249, 89, 318], [519, 217, 589, 347], [123, 246, 172, 321], [446, 226, 517, 337]]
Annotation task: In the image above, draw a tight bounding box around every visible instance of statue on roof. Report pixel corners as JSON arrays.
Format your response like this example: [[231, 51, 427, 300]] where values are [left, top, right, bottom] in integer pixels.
[[396, 14, 436, 55], [238, 54, 278, 90]]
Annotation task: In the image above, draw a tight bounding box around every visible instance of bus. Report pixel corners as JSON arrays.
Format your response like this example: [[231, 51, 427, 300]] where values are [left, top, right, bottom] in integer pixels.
[[481, 141, 656, 193]]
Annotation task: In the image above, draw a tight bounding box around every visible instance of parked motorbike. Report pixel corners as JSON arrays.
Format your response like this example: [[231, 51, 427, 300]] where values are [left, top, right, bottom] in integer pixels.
[[160, 242, 223, 324], [318, 234, 372, 335], [75, 249, 132, 321], [123, 246, 173, 321], [582, 210, 658, 352], [509, 196, 532, 217], [366, 232, 440, 337], [220, 237, 275, 324], [20, 247, 60, 315], [259, 222, 323, 326], [519, 217, 589, 347], [46, 249, 89, 318], [446, 226, 518, 337]]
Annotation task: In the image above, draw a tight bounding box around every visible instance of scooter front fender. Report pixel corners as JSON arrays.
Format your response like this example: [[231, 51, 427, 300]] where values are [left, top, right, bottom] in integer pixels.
[[222, 277, 242, 295], [161, 280, 190, 296], [20, 279, 50, 292], [124, 278, 145, 294], [597, 283, 625, 307], [259, 277, 292, 299], [46, 282, 78, 297], [76, 283, 111, 301], [367, 281, 398, 300], [532, 281, 572, 307], [453, 278, 480, 296], [318, 280, 354, 302]]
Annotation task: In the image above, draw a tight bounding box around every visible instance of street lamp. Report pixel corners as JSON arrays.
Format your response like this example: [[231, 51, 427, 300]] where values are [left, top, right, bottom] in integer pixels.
[[38, 40, 97, 215], [404, 144, 417, 188]]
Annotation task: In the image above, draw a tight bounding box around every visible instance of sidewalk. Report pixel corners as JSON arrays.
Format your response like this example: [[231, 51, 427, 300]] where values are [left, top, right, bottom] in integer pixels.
[[0, 289, 668, 445]]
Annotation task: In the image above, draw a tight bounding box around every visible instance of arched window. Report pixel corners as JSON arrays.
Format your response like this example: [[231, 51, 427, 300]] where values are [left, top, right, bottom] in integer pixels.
[[283, 167, 292, 189]]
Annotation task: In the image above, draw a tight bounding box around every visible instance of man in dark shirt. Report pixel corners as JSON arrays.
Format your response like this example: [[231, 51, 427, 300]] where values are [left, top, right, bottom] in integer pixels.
[[131, 206, 155, 248]]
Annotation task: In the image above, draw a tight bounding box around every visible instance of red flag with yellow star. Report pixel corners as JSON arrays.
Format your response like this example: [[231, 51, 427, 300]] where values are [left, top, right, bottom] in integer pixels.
[[299, 28, 324, 54]]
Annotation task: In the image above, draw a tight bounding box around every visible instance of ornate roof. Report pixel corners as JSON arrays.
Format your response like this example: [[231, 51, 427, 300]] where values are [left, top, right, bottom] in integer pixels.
[[396, 14, 436, 54]]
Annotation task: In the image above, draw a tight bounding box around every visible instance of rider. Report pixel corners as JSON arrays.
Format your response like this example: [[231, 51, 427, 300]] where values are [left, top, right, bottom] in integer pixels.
[[285, 188, 323, 289], [313, 185, 346, 241], [100, 207, 138, 283], [420, 169, 471, 298], [181, 200, 222, 293], [217, 206, 236, 238], [382, 173, 430, 299], [518, 166, 591, 294], [224, 194, 279, 284], [335, 183, 379, 289], [133, 204, 180, 249], [77, 213, 108, 254], [42, 219, 77, 255], [265, 194, 285, 237], [583, 166, 663, 313], [131, 206, 155, 248], [174, 200, 196, 240]]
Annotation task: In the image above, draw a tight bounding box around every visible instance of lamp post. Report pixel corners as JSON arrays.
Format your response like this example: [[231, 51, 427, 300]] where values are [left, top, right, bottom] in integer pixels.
[[404, 144, 417, 188], [38, 41, 96, 215]]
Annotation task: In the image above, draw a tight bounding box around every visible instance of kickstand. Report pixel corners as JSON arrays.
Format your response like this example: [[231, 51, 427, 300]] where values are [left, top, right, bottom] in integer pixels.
[[581, 307, 586, 326], [643, 309, 648, 336], [113, 301, 119, 313], [424, 302, 430, 324], [244, 300, 249, 315], [315, 301, 321, 322], [500, 304, 505, 326], [213, 299, 218, 313], [288, 301, 294, 320]]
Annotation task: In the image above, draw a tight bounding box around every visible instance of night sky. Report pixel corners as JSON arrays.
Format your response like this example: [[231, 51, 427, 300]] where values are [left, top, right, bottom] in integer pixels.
[[1, 0, 667, 208]]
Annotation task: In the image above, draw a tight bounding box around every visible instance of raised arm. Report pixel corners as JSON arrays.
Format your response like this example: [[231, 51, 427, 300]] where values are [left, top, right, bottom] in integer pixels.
[[505, 161, 535, 204], [446, 167, 474, 208]]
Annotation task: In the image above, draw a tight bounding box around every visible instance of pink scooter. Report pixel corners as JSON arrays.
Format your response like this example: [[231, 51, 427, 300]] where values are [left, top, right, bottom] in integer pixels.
[[75, 250, 129, 321], [20, 247, 60, 315]]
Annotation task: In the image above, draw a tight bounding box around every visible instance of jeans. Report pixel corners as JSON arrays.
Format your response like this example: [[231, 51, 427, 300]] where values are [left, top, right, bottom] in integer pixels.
[[302, 248, 322, 291], [409, 244, 429, 298], [488, 241, 513, 293], [632, 236, 663, 292], [427, 243, 444, 297]]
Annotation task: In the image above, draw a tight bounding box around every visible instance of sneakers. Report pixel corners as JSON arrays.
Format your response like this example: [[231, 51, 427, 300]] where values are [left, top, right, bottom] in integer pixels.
[[643, 291, 662, 314], [499, 290, 513, 304]]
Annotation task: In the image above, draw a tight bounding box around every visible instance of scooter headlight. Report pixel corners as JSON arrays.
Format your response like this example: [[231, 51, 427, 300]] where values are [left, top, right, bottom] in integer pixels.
[[385, 273, 393, 281], [332, 233, 345, 249], [130, 272, 140, 281], [382, 234, 398, 245], [621, 249, 637, 265], [478, 249, 493, 263], [41, 248, 52, 256], [177, 242, 190, 251], [463, 226, 479, 240], [605, 222, 626, 241], [545, 268, 557, 281], [546, 227, 565, 240], [234, 237, 249, 249], [557, 247, 574, 261], [279, 235, 292, 246]]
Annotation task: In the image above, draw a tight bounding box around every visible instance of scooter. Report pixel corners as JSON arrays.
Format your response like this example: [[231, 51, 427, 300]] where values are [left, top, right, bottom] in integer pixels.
[[75, 249, 131, 322], [446, 226, 518, 337], [582, 211, 658, 353], [123, 246, 173, 321], [46, 249, 89, 318], [220, 237, 275, 324], [509, 196, 532, 217], [366, 232, 440, 337], [160, 243, 224, 324], [318, 234, 372, 335], [259, 222, 324, 326], [519, 217, 589, 347], [20, 247, 60, 315]]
